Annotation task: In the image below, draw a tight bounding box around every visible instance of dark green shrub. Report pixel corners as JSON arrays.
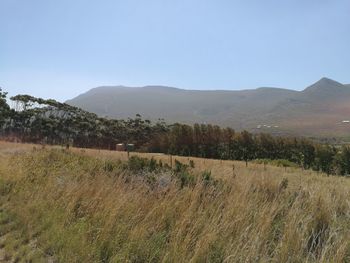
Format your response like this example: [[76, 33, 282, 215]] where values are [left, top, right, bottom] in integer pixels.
[[189, 160, 195, 168], [279, 178, 288, 191], [173, 160, 194, 188], [149, 158, 157, 172], [127, 156, 149, 172], [177, 171, 194, 188], [254, 159, 298, 168], [174, 160, 189, 173]]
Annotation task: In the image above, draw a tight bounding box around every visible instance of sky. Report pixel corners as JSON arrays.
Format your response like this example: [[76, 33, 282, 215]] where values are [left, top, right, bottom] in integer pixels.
[[1, 0, 350, 101]]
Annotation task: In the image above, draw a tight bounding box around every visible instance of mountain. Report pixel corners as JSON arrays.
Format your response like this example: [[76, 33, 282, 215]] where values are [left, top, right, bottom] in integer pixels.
[[261, 78, 350, 137], [67, 78, 350, 137]]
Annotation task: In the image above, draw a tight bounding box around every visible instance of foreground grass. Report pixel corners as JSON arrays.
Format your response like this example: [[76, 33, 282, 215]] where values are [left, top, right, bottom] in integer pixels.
[[0, 148, 349, 262]]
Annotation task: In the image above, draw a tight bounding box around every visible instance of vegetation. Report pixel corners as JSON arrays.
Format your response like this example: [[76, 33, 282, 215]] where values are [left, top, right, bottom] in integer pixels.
[[0, 89, 168, 149], [0, 148, 349, 262], [1, 88, 350, 176], [253, 159, 299, 168], [0, 89, 10, 130], [159, 123, 350, 176]]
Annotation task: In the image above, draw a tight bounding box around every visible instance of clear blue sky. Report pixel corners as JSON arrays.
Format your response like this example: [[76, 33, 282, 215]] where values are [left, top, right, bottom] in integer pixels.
[[1, 0, 349, 101]]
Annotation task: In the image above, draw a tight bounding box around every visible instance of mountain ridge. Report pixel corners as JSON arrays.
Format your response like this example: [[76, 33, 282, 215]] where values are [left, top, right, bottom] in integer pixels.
[[67, 78, 350, 137]]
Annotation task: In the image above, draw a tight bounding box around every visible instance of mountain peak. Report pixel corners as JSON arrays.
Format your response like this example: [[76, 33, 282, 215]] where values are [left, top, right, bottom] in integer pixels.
[[303, 77, 344, 93], [317, 77, 342, 85]]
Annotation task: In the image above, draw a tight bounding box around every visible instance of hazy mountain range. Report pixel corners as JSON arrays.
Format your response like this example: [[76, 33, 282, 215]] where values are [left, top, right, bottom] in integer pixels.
[[67, 78, 350, 138]]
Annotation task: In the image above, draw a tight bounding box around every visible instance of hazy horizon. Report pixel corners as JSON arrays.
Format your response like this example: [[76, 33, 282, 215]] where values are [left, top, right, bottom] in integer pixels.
[[3, 77, 349, 103]]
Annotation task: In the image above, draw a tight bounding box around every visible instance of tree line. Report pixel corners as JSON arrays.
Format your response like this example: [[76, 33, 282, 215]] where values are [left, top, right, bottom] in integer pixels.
[[1, 88, 349, 176], [150, 123, 350, 176], [0, 88, 168, 149]]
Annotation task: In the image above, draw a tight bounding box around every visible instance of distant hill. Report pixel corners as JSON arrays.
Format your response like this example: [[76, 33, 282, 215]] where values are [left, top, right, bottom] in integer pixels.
[[67, 78, 350, 137]]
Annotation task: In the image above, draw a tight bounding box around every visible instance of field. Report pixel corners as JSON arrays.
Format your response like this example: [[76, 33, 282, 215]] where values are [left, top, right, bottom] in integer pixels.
[[0, 141, 349, 262]]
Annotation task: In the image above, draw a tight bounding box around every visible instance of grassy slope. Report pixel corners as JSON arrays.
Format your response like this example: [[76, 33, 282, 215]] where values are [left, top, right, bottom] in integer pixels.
[[0, 142, 349, 262]]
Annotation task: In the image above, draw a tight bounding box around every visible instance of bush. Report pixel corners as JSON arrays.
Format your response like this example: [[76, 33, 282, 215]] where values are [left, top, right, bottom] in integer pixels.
[[189, 160, 195, 168], [126, 156, 160, 172], [200, 170, 219, 187], [254, 159, 299, 168], [173, 160, 194, 188]]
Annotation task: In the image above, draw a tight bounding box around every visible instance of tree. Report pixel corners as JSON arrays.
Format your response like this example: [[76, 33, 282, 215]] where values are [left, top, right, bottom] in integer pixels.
[[256, 133, 276, 159], [0, 88, 11, 133], [233, 131, 256, 166], [314, 145, 336, 175], [299, 140, 316, 169], [334, 146, 350, 176]]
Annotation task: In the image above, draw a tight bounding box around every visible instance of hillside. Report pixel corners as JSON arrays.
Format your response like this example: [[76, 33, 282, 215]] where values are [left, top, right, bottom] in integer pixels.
[[0, 142, 349, 262], [67, 78, 350, 137]]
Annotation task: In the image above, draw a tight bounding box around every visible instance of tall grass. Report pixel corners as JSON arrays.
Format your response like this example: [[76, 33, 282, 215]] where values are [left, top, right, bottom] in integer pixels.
[[0, 148, 349, 262]]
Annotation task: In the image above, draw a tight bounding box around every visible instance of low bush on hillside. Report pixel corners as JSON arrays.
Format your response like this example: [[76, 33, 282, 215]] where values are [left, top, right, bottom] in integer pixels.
[[254, 158, 299, 168]]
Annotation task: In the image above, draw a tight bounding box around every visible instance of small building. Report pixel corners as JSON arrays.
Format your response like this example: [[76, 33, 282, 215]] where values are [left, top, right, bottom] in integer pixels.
[[126, 144, 135, 152], [116, 143, 126, 151], [342, 120, 350, 123], [116, 143, 135, 152]]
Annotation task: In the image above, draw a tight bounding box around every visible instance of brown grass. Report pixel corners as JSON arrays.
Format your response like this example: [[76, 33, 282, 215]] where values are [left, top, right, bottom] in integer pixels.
[[0, 141, 349, 262]]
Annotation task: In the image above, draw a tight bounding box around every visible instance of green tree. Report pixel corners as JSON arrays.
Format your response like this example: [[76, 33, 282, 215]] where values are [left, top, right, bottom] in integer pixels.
[[232, 131, 256, 166], [299, 140, 316, 169], [334, 146, 350, 176], [314, 145, 336, 175], [0, 88, 10, 125]]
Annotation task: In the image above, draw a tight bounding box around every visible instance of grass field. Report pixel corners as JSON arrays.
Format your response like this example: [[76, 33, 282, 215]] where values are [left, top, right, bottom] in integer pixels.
[[0, 141, 349, 262]]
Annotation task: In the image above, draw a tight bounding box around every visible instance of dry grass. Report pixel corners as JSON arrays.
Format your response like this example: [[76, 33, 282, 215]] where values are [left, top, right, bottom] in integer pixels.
[[0, 141, 349, 262]]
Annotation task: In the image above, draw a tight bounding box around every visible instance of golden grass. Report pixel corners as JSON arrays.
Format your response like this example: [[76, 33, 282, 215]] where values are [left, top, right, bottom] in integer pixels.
[[0, 141, 349, 262]]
